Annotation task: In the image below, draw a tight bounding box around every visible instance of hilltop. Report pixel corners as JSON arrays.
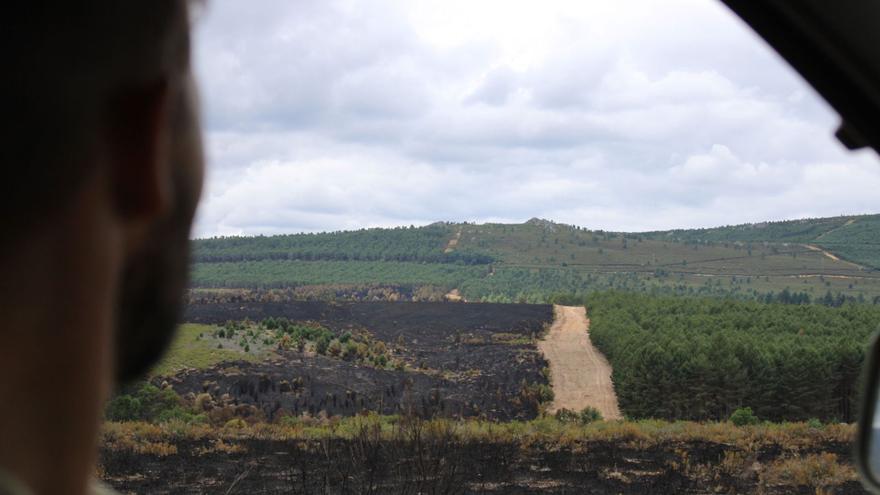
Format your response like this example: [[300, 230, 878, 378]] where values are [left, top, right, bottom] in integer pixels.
[[643, 214, 880, 268], [190, 214, 880, 304]]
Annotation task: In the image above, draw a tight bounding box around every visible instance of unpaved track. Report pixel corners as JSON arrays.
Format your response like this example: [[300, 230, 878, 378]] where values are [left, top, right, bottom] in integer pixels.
[[444, 230, 461, 253], [538, 305, 621, 420], [803, 243, 864, 268]]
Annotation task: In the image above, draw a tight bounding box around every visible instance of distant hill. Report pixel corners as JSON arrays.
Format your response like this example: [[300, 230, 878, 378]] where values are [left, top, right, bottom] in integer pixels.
[[642, 216, 855, 244], [193, 223, 494, 265], [190, 215, 880, 304], [642, 214, 880, 268]]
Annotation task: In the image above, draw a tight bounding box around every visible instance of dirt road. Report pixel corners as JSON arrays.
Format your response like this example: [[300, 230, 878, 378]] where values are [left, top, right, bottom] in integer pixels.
[[444, 230, 461, 253], [802, 243, 865, 270], [538, 305, 621, 420]]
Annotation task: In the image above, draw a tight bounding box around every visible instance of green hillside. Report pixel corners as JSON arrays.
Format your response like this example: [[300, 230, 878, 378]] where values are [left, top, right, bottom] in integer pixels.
[[193, 223, 493, 265], [643, 214, 880, 268], [642, 216, 853, 244], [190, 216, 880, 304]]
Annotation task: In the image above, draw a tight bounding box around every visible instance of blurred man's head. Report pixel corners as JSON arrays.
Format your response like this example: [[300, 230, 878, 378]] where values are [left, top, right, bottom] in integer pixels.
[[2, 1, 204, 382], [0, 3, 204, 492]]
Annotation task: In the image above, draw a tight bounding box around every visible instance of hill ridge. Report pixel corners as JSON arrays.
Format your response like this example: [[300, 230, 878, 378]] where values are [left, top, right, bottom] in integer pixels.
[[190, 212, 880, 305]]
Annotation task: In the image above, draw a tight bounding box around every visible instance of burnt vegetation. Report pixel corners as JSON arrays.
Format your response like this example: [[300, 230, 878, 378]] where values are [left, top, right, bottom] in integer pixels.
[[122, 302, 554, 423], [101, 212, 880, 493], [100, 417, 866, 494], [100, 296, 878, 494]]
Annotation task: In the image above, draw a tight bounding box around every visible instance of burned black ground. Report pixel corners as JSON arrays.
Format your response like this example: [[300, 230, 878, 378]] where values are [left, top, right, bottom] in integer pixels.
[[166, 302, 553, 421], [101, 430, 866, 494]]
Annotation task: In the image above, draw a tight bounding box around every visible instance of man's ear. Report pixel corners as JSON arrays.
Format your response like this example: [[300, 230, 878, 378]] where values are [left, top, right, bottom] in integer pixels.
[[106, 80, 173, 223]]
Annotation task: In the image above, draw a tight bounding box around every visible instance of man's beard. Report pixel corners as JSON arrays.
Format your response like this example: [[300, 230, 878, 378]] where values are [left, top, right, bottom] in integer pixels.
[[113, 214, 192, 385], [113, 145, 202, 385]]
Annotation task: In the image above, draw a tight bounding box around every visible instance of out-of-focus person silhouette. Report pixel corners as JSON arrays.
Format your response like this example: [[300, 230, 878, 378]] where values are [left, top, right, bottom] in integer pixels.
[[0, 2, 204, 494]]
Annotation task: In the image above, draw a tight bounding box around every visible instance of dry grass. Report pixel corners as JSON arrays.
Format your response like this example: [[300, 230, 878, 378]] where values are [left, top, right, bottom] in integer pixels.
[[101, 417, 860, 493], [102, 422, 180, 457], [102, 416, 855, 450], [759, 452, 858, 492]]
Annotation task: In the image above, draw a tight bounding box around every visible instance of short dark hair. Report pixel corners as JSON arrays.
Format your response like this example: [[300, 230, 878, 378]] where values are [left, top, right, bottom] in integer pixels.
[[1, 1, 196, 240]]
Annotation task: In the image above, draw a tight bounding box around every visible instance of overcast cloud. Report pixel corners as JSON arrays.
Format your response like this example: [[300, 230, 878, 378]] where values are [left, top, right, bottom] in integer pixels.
[[191, 0, 880, 237]]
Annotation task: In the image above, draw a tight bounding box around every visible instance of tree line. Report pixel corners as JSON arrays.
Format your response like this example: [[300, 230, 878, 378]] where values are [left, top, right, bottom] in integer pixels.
[[190, 258, 878, 309], [583, 292, 877, 423], [193, 224, 495, 265]]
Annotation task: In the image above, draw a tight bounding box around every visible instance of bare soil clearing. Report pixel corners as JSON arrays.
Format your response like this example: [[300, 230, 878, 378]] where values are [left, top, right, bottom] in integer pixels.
[[539, 305, 621, 420]]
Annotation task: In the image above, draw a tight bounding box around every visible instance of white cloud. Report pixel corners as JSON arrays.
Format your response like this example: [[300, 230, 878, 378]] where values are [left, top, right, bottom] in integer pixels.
[[190, 0, 880, 237]]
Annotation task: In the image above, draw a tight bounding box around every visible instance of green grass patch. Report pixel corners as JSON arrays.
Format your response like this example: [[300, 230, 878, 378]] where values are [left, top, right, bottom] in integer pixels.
[[150, 324, 270, 377]]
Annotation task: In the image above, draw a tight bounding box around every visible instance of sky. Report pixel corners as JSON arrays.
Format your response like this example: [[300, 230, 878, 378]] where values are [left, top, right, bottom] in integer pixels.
[[190, 0, 880, 238]]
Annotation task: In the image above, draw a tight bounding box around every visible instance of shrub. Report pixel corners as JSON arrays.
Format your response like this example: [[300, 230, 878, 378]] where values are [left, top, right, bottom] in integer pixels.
[[138, 385, 182, 420], [376, 354, 388, 367], [194, 393, 213, 411], [554, 406, 603, 424], [315, 335, 331, 355], [106, 383, 188, 423], [579, 406, 603, 424], [156, 406, 205, 424], [356, 343, 369, 358], [730, 407, 760, 426], [278, 416, 300, 428], [554, 408, 578, 423], [327, 339, 343, 357], [342, 341, 359, 359], [106, 395, 142, 421], [224, 418, 247, 429], [535, 384, 554, 404], [519, 382, 554, 407]]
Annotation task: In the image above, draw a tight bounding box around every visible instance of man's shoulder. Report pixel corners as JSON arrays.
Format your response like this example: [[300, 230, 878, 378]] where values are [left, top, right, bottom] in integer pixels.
[[0, 471, 120, 495], [0, 470, 30, 495], [91, 480, 122, 495]]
